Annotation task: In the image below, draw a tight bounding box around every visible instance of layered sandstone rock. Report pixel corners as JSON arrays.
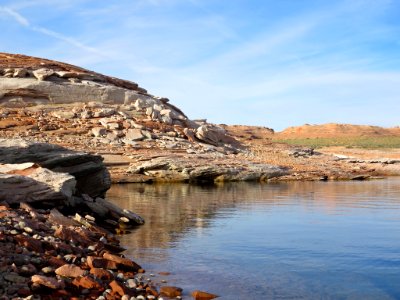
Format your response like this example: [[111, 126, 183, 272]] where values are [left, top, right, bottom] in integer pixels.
[[0, 140, 144, 225], [0, 139, 110, 198], [126, 155, 288, 183], [0, 163, 76, 205], [0, 52, 238, 150]]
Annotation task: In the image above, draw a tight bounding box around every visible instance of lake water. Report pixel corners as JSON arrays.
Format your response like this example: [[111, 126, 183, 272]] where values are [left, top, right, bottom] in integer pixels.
[[107, 178, 400, 299]]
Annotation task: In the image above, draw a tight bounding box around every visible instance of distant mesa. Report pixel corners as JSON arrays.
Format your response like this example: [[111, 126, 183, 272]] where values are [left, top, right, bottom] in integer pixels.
[[277, 123, 400, 138]]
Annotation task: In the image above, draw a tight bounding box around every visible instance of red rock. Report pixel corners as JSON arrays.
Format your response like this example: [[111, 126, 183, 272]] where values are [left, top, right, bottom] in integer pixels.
[[55, 264, 86, 278], [103, 252, 141, 271], [146, 286, 159, 297], [87, 256, 118, 270], [15, 235, 43, 253], [72, 275, 103, 290], [54, 242, 74, 254], [191, 290, 219, 300], [47, 256, 66, 268], [49, 211, 77, 227], [31, 275, 64, 289], [0, 205, 9, 211], [17, 287, 31, 297], [158, 272, 171, 276], [160, 286, 183, 298], [109, 280, 128, 297], [20, 202, 38, 214], [90, 267, 113, 280], [51, 289, 71, 298]]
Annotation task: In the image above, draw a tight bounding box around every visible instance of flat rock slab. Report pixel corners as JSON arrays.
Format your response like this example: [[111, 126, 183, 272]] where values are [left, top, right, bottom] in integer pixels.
[[0, 163, 76, 204], [0, 139, 110, 198], [127, 155, 288, 183]]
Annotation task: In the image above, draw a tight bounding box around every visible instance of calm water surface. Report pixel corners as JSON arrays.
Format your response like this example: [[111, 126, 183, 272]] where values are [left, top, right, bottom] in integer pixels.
[[107, 178, 400, 299]]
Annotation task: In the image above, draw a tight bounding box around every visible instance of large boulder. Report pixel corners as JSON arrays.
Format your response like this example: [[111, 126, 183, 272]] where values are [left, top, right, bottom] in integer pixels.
[[0, 163, 76, 205], [195, 125, 241, 148], [0, 139, 110, 198]]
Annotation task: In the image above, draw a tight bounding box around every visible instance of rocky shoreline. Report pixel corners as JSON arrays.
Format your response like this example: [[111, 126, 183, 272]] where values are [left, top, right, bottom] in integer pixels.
[[0, 140, 218, 300], [0, 203, 217, 300]]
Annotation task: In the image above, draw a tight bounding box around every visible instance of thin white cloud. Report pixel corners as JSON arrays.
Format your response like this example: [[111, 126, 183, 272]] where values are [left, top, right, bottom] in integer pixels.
[[0, 6, 29, 26], [0, 5, 106, 57], [31, 26, 106, 57]]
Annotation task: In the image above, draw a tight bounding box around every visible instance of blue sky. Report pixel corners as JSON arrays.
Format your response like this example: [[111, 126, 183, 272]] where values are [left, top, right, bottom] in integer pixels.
[[1, 0, 399, 130]]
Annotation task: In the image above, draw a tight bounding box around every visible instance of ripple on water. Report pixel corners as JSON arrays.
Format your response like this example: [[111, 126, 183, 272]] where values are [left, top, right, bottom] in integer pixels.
[[108, 178, 400, 299]]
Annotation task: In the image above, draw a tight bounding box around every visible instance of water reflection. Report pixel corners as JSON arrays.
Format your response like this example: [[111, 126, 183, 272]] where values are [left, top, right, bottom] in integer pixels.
[[108, 180, 400, 250], [107, 178, 400, 299]]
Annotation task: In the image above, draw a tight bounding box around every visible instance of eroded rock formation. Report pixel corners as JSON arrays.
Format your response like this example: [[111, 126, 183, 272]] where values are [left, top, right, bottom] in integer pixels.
[[0, 139, 110, 198], [0, 52, 239, 151], [0, 140, 144, 226]]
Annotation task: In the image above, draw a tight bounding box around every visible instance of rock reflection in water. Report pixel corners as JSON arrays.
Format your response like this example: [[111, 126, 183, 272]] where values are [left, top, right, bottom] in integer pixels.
[[107, 179, 400, 254], [107, 179, 400, 299]]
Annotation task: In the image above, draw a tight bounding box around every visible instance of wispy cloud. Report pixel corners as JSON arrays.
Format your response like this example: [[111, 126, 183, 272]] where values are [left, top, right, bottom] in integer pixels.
[[0, 6, 29, 26], [0, 5, 106, 57]]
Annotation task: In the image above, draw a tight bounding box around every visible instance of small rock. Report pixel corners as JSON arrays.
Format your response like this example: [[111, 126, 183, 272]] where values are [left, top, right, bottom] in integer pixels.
[[119, 216, 130, 223], [31, 274, 64, 289], [109, 280, 128, 297], [55, 264, 86, 278], [94, 108, 116, 118], [32, 68, 54, 80], [125, 128, 145, 141], [103, 252, 141, 271], [191, 290, 219, 300], [160, 286, 182, 298], [85, 215, 96, 222], [52, 111, 76, 119], [13, 68, 28, 78], [24, 227, 33, 233], [126, 278, 136, 289], [41, 266, 54, 274], [4, 273, 26, 283], [72, 275, 103, 289], [90, 268, 113, 280]]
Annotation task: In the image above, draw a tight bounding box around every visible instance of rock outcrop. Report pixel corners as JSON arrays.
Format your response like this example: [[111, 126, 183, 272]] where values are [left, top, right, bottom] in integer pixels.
[[0, 140, 144, 226], [126, 155, 288, 183], [0, 139, 110, 198], [0, 52, 239, 150], [0, 162, 76, 205]]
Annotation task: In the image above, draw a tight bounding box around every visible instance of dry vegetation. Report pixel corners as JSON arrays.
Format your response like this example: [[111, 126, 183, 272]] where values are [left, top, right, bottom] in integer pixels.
[[272, 136, 400, 149]]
